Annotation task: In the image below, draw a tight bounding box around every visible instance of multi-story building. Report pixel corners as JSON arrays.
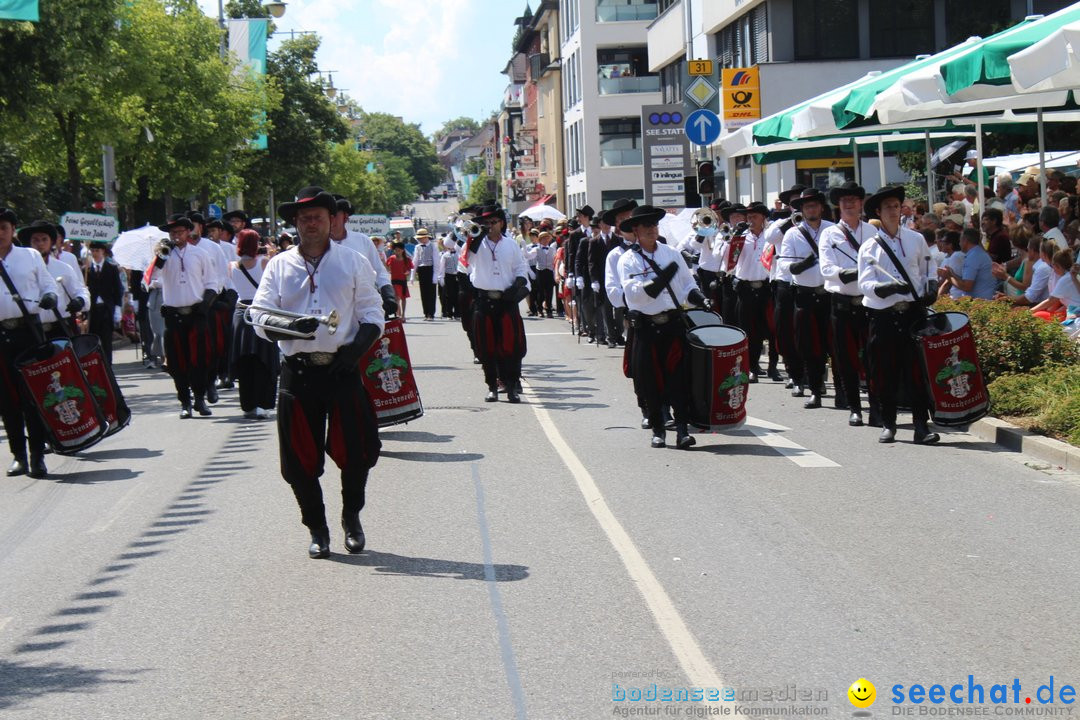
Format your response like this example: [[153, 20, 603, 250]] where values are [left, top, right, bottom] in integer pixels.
[[561, 0, 663, 212], [529, 1, 567, 211], [647, 0, 1073, 202]]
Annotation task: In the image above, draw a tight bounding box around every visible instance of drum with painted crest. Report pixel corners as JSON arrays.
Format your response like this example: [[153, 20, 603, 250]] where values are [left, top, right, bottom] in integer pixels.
[[911, 311, 989, 426], [686, 324, 750, 431]]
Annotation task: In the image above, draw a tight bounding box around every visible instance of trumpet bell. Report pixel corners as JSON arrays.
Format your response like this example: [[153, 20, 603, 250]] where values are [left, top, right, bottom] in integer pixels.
[[238, 301, 340, 339], [692, 207, 720, 228], [468, 222, 484, 239]]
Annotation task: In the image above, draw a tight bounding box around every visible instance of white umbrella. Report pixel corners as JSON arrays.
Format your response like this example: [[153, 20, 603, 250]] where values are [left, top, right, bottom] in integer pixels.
[[518, 205, 566, 222], [659, 210, 692, 243], [111, 224, 167, 271], [1009, 21, 1080, 92]]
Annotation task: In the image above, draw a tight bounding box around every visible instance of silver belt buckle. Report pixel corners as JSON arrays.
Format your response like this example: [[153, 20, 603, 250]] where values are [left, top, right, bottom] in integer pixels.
[[651, 311, 670, 325], [176, 305, 193, 315], [850, 295, 863, 306], [486, 290, 503, 300], [309, 351, 335, 366], [893, 302, 911, 312], [1, 318, 21, 330]]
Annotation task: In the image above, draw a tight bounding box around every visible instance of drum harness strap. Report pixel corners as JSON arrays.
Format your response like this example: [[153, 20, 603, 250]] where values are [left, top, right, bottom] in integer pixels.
[[632, 245, 682, 321], [0, 260, 45, 344]]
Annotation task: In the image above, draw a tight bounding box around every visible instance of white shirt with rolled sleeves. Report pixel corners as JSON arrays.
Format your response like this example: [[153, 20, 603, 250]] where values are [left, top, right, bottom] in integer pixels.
[[689, 230, 724, 273], [619, 243, 697, 316], [252, 243, 384, 356], [732, 230, 770, 282], [763, 218, 791, 282], [781, 220, 833, 288], [605, 240, 634, 307], [467, 233, 529, 291], [45, 255, 90, 320], [820, 220, 873, 296], [336, 229, 392, 289], [0, 247, 59, 321], [161, 242, 217, 308], [858, 226, 935, 311]]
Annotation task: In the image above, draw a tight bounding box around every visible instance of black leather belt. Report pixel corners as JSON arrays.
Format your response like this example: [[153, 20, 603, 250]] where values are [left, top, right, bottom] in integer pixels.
[[484, 290, 504, 300], [166, 304, 197, 316], [831, 294, 864, 307], [796, 285, 827, 295], [737, 279, 766, 289], [0, 316, 26, 330], [871, 301, 912, 314], [289, 351, 336, 367]]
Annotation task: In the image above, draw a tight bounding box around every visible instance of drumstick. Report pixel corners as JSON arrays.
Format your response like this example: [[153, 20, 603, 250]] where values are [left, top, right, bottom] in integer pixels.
[[866, 258, 905, 287]]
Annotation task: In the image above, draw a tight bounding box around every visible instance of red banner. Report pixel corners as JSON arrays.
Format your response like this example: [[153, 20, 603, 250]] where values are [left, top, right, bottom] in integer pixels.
[[18, 341, 108, 453], [360, 318, 424, 427], [915, 314, 990, 426], [687, 325, 750, 431]]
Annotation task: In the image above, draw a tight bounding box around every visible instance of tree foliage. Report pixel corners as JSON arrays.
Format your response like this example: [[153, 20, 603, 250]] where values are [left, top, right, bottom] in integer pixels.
[[435, 116, 481, 140], [359, 112, 444, 195]]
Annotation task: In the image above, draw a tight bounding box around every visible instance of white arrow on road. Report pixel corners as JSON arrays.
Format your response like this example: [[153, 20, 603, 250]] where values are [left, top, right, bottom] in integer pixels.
[[691, 113, 714, 143]]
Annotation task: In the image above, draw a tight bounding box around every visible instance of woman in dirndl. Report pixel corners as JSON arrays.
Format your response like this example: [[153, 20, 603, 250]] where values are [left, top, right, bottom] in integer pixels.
[[386, 240, 413, 320], [230, 229, 280, 420]]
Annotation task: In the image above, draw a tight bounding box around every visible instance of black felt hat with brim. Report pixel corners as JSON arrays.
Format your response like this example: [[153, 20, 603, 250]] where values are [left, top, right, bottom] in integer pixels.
[[16, 219, 58, 245], [829, 181, 866, 205], [864, 185, 906, 219], [778, 184, 808, 207], [277, 186, 338, 225], [601, 198, 638, 227], [789, 189, 829, 211], [720, 203, 748, 221], [745, 202, 770, 217], [618, 205, 666, 234], [159, 214, 194, 233]]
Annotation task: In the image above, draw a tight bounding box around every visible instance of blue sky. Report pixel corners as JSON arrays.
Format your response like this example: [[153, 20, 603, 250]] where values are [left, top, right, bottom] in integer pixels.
[[198, 0, 528, 136]]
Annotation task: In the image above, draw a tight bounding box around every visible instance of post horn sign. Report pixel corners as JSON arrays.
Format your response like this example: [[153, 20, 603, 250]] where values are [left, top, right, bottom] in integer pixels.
[[722, 67, 761, 130]]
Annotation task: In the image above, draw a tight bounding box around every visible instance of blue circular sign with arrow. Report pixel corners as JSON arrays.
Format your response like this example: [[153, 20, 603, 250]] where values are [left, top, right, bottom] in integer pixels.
[[685, 109, 722, 147]]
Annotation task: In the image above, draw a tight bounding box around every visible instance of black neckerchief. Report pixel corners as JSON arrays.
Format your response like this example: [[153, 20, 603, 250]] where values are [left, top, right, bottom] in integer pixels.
[[632, 244, 680, 310]]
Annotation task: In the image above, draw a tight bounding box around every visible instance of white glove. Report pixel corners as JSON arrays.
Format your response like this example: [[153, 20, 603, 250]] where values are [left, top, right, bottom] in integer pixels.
[[591, 281, 600, 293], [437, 278, 445, 287], [131, 300, 139, 313], [113, 306, 122, 324], [575, 276, 584, 290]]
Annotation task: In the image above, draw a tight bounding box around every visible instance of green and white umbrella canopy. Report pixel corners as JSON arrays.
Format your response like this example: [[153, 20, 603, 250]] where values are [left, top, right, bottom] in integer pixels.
[[1009, 20, 1080, 92]]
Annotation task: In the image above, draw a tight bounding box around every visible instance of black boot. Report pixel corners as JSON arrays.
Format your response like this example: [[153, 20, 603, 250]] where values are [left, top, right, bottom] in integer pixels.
[[179, 403, 192, 419], [485, 388, 498, 402], [342, 509, 365, 554], [308, 528, 330, 559], [7, 455, 27, 477], [914, 417, 940, 445], [28, 453, 47, 480], [193, 397, 212, 416], [675, 425, 696, 450]]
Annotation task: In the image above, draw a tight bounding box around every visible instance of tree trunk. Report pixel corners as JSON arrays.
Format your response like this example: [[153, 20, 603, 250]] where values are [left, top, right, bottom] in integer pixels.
[[55, 111, 81, 211]]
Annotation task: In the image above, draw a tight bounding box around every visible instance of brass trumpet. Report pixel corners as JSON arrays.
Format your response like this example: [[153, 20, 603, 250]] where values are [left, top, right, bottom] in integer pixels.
[[792, 212, 805, 225], [237, 301, 339, 338], [692, 207, 720, 229], [468, 221, 485, 239]]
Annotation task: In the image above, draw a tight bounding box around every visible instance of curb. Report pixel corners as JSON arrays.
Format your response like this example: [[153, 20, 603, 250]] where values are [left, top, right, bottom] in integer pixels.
[[968, 416, 1080, 471]]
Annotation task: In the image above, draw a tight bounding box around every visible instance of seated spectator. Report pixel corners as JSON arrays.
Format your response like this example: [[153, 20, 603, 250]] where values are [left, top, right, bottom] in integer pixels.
[[937, 231, 965, 299], [982, 208, 1011, 263], [920, 212, 941, 232], [1041, 206, 1068, 250], [995, 236, 1050, 307], [1030, 248, 1080, 323], [1021, 211, 1040, 234], [945, 228, 997, 299], [1004, 224, 1033, 275], [943, 214, 966, 233]]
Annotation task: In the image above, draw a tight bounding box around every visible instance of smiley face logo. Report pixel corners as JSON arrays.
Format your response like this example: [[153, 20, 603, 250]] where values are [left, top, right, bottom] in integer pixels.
[[848, 678, 876, 708]]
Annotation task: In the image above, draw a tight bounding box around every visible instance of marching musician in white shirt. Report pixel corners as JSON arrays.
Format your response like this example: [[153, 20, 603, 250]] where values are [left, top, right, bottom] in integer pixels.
[[618, 205, 707, 450], [20, 220, 89, 340], [434, 232, 459, 318], [155, 215, 218, 419], [186, 211, 234, 405], [466, 204, 529, 404], [0, 210, 58, 479], [857, 185, 939, 446], [731, 203, 772, 382], [764, 187, 806, 390], [330, 194, 398, 319], [780, 188, 836, 410], [252, 186, 385, 559], [819, 181, 878, 427]]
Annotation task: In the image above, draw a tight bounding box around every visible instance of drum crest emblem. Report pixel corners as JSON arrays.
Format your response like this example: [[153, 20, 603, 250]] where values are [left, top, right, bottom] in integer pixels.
[[365, 337, 409, 394], [718, 355, 751, 410], [42, 370, 85, 426], [935, 345, 977, 399]]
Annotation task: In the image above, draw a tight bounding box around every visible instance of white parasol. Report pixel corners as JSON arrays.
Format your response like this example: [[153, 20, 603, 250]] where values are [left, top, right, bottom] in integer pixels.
[[111, 224, 167, 271]]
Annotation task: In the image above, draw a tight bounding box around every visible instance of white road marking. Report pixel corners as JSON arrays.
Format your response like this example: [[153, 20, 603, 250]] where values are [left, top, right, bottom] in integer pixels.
[[745, 416, 840, 468], [0, 616, 12, 634], [87, 482, 146, 534], [523, 379, 726, 696], [522, 332, 579, 336]]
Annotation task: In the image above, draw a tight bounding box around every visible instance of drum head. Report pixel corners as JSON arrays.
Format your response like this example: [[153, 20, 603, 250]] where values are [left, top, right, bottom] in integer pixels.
[[914, 311, 969, 337], [688, 324, 747, 347], [685, 309, 723, 329]]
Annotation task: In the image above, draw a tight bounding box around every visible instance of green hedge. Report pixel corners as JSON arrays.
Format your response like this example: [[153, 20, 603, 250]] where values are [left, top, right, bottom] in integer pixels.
[[988, 366, 1080, 446], [932, 297, 1079, 382]]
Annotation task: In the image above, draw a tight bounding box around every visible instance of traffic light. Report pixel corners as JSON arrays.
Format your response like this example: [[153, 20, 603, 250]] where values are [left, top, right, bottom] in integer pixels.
[[697, 160, 716, 196]]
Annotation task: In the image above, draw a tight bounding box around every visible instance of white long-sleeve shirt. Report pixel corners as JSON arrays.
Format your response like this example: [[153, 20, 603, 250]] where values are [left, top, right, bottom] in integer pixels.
[[781, 220, 834, 288], [467, 233, 529, 291], [46, 255, 90, 320], [858, 226, 936, 311], [160, 242, 217, 308], [619, 242, 697, 315], [413, 240, 436, 268], [763, 218, 791, 282], [336, 229, 392, 289], [820, 219, 873, 296], [605, 240, 633, 307], [190, 237, 234, 293], [689, 230, 724, 272], [58, 249, 81, 278], [252, 242, 384, 356], [0, 246, 59, 321], [731, 229, 770, 282]]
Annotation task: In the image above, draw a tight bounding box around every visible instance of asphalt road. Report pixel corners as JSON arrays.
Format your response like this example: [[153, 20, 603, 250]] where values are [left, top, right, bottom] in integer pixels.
[[1, 306, 1078, 719]]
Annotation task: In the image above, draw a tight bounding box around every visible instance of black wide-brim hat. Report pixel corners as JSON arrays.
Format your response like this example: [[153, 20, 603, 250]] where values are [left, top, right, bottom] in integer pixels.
[[829, 181, 866, 205], [205, 219, 226, 231], [277, 186, 338, 225], [0, 207, 17, 226], [863, 185, 906, 219], [16, 219, 58, 245], [720, 203, 748, 221], [789, 189, 829, 211], [88, 240, 110, 250], [745, 202, 770, 217], [474, 205, 507, 224], [575, 204, 595, 219], [333, 194, 353, 216], [222, 210, 249, 223], [618, 205, 666, 233], [159, 214, 194, 233], [186, 211, 206, 225], [778, 184, 808, 207], [601, 198, 638, 227]]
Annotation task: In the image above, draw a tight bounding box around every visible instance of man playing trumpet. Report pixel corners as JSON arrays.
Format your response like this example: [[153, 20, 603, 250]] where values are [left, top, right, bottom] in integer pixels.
[[251, 186, 384, 559]]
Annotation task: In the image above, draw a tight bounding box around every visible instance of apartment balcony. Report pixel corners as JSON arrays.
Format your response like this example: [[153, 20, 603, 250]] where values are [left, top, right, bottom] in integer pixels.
[[600, 148, 643, 167], [597, 74, 661, 95], [596, 2, 658, 22]]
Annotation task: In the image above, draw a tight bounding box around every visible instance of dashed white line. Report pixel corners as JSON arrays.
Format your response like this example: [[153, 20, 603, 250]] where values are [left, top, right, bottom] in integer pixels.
[[745, 416, 841, 468]]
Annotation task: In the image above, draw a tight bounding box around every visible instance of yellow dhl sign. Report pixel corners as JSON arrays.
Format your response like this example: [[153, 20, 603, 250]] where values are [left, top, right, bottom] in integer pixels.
[[722, 67, 761, 127]]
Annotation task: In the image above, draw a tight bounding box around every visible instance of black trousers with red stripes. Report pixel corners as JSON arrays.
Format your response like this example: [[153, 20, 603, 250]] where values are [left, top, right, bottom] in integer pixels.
[[630, 316, 688, 432], [0, 323, 47, 460], [277, 360, 380, 532], [163, 308, 210, 404], [207, 300, 231, 386], [735, 280, 770, 373], [794, 288, 832, 394], [831, 294, 872, 413], [472, 294, 527, 391], [867, 306, 931, 431], [773, 280, 804, 383]]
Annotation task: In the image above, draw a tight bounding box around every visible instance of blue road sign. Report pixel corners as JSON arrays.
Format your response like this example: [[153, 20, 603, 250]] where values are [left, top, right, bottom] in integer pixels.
[[208, 203, 223, 220], [685, 109, 722, 146]]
